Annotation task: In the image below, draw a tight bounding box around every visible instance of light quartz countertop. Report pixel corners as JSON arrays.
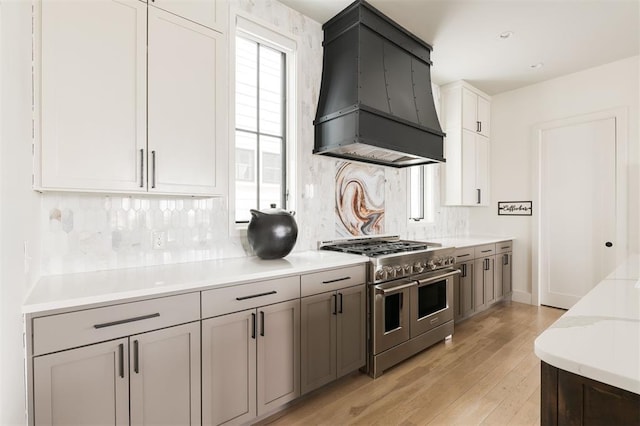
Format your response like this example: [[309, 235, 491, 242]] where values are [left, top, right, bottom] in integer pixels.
[[428, 235, 514, 249], [23, 251, 367, 315], [534, 254, 640, 394]]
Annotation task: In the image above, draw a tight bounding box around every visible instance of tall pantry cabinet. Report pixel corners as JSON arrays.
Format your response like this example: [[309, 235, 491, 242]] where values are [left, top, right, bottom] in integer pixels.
[[34, 0, 228, 196], [440, 81, 491, 206]]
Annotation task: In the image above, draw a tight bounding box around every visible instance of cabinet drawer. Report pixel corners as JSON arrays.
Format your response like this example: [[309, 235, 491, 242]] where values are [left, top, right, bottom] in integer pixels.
[[201, 276, 300, 318], [474, 244, 495, 258], [33, 292, 200, 356], [454, 247, 475, 262], [496, 240, 513, 254], [301, 265, 366, 297]]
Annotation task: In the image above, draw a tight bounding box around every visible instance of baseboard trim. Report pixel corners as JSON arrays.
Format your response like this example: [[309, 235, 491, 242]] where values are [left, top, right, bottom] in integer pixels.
[[512, 290, 532, 304]]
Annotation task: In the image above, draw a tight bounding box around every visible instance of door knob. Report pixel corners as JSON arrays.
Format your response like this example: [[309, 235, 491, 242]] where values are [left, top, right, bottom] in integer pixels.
[[605, 242, 613, 247]]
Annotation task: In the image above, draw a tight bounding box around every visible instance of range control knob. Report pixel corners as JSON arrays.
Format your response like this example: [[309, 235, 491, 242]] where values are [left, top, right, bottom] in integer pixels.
[[403, 264, 412, 274], [383, 266, 394, 279], [427, 260, 436, 270], [375, 268, 385, 281], [448, 256, 456, 265], [413, 261, 424, 273], [394, 265, 405, 277]]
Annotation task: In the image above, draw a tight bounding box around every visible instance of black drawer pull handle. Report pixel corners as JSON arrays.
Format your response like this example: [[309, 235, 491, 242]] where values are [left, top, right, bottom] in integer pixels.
[[236, 290, 277, 301], [322, 276, 351, 284], [118, 343, 124, 378], [457, 254, 470, 257], [133, 340, 139, 374], [481, 250, 492, 253], [94, 313, 160, 329], [501, 246, 510, 250]]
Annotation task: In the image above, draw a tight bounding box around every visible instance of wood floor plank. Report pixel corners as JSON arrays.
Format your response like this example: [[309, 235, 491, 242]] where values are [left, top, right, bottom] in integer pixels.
[[265, 301, 565, 426]]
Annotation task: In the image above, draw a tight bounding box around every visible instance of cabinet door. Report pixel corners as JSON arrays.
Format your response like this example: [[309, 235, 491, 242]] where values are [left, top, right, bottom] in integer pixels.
[[202, 310, 256, 426], [130, 322, 201, 426], [484, 256, 496, 305], [300, 292, 336, 395], [38, 0, 147, 192], [473, 258, 485, 310], [477, 95, 491, 137], [461, 129, 478, 205], [336, 285, 366, 378], [148, 7, 227, 196], [502, 253, 512, 296], [475, 135, 490, 206], [257, 300, 300, 416], [33, 338, 129, 425], [461, 87, 478, 133], [456, 261, 474, 319], [494, 255, 505, 300], [150, 0, 228, 32]]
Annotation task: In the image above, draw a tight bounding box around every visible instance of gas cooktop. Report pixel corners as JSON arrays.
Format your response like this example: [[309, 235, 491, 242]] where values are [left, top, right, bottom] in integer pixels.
[[319, 236, 440, 257]]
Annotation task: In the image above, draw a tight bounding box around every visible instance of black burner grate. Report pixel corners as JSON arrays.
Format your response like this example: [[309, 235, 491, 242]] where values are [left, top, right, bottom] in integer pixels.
[[322, 240, 434, 257]]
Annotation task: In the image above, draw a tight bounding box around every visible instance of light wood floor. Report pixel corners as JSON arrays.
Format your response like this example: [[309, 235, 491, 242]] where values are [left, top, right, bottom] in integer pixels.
[[265, 301, 564, 426]]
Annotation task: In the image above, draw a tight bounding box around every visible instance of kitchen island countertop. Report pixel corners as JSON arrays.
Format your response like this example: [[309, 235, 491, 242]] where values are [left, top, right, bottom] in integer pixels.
[[534, 254, 640, 394], [23, 250, 368, 315]]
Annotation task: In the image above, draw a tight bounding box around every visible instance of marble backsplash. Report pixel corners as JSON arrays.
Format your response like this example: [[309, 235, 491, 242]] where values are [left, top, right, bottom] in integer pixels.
[[38, 0, 469, 276]]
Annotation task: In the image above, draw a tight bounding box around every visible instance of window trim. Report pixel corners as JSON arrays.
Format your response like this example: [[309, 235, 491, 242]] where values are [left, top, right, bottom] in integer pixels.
[[229, 10, 298, 233], [408, 164, 437, 225]]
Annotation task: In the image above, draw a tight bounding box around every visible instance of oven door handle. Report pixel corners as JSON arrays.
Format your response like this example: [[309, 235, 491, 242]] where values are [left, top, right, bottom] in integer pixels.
[[416, 269, 461, 286], [374, 281, 415, 295]]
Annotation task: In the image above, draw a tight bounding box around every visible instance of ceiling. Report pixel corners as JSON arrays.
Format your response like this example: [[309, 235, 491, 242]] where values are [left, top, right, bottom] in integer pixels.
[[277, 0, 640, 95]]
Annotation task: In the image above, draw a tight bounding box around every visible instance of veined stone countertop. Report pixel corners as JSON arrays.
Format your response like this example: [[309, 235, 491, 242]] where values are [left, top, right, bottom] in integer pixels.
[[534, 254, 640, 394], [428, 235, 514, 249], [23, 251, 368, 315]]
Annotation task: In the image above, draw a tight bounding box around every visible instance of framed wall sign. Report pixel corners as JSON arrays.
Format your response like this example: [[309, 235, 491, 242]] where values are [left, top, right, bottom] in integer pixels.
[[498, 201, 532, 216]]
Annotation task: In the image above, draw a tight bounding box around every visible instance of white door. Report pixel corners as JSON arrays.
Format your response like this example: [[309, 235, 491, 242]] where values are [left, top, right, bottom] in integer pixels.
[[39, 0, 147, 192], [148, 7, 227, 196], [539, 117, 617, 309]]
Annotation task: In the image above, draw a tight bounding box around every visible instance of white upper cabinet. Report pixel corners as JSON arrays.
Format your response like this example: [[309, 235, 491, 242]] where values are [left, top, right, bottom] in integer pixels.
[[148, 7, 227, 195], [37, 0, 147, 192], [148, 0, 228, 32], [441, 81, 491, 206], [35, 0, 228, 197], [461, 86, 490, 137]]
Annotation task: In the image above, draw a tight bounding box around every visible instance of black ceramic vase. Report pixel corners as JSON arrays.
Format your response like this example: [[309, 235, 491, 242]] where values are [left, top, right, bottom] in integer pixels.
[[247, 205, 298, 259]]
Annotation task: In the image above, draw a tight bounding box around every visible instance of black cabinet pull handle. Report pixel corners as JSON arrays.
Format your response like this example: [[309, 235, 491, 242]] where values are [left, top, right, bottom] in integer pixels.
[[481, 249, 492, 253], [461, 264, 467, 278], [332, 294, 337, 315], [139, 149, 144, 188], [151, 150, 156, 189], [503, 254, 508, 265], [133, 340, 139, 374], [118, 343, 124, 378], [251, 313, 256, 339], [605, 241, 613, 247], [94, 313, 160, 329], [236, 290, 277, 301], [338, 293, 343, 314], [477, 189, 481, 204], [322, 276, 351, 284], [260, 311, 265, 337], [457, 254, 470, 258]]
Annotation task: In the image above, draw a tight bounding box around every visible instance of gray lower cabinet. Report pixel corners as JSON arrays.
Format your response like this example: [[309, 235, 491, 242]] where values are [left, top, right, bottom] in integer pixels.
[[454, 260, 474, 321], [201, 299, 300, 426], [495, 251, 513, 297], [33, 321, 201, 426], [300, 284, 366, 395], [473, 256, 495, 310]]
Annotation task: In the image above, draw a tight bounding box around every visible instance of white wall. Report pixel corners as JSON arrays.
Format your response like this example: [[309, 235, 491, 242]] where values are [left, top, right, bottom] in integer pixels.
[[0, 1, 41, 425], [470, 56, 640, 303]]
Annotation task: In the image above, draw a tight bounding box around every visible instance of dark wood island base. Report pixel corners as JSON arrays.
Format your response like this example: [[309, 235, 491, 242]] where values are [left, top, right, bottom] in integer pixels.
[[541, 361, 640, 425]]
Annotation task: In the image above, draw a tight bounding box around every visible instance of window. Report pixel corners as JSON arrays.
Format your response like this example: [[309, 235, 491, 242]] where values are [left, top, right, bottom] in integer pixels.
[[408, 164, 436, 223], [234, 26, 291, 223]]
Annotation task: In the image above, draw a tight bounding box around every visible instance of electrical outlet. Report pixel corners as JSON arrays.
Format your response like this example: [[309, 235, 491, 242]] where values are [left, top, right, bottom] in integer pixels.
[[152, 231, 166, 250]]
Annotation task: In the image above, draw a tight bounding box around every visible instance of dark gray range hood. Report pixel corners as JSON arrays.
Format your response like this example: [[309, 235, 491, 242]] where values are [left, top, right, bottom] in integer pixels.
[[313, 0, 445, 168]]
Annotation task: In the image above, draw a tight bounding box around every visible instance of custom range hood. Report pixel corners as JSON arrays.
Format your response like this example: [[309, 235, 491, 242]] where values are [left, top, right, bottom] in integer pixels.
[[313, 0, 445, 167]]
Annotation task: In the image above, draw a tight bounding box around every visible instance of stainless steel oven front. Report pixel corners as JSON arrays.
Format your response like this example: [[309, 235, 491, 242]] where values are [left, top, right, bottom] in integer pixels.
[[410, 268, 458, 337], [372, 278, 413, 355]]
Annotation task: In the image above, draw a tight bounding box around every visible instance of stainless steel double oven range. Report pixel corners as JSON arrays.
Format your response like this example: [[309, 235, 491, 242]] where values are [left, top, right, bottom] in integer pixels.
[[321, 236, 460, 378]]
